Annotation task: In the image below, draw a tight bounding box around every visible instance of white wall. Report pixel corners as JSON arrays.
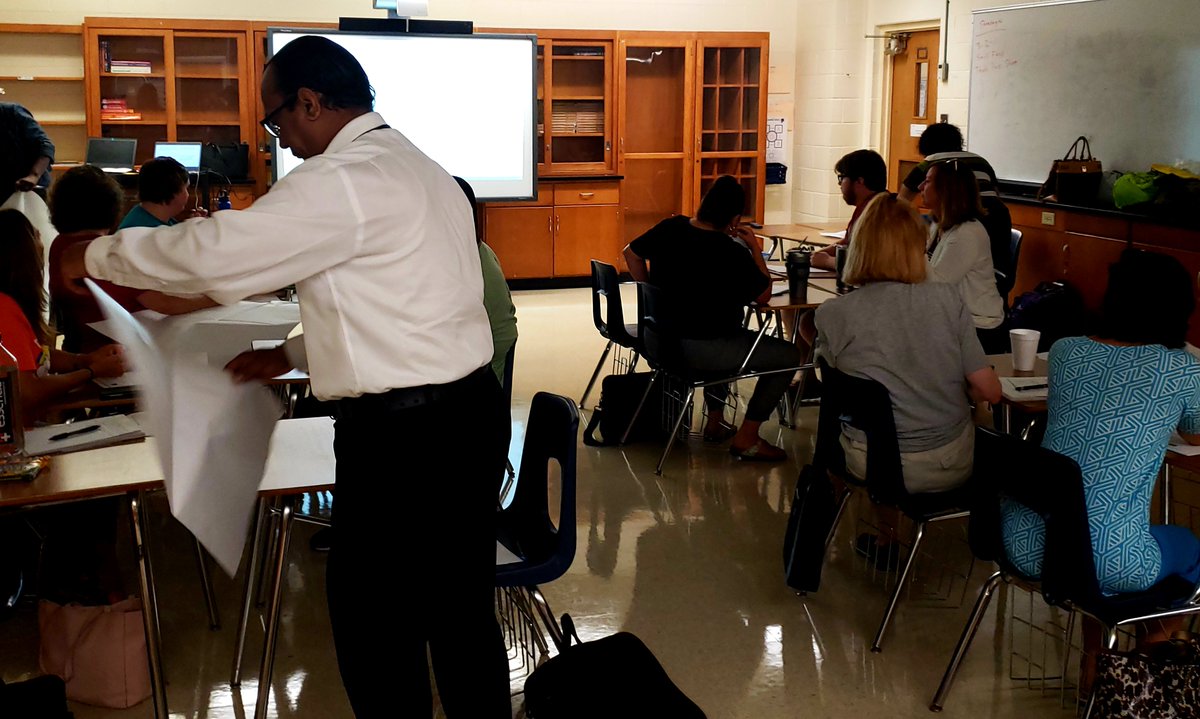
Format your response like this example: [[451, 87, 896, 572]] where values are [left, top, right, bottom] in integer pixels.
[[791, 0, 1065, 224], [0, 0, 799, 222]]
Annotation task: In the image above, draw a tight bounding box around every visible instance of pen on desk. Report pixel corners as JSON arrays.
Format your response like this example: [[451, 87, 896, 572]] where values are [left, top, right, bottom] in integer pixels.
[[1016, 383, 1048, 392], [48, 425, 101, 442]]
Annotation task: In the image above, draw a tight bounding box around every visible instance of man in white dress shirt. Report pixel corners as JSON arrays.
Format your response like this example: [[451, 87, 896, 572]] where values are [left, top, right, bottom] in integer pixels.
[[59, 36, 510, 718]]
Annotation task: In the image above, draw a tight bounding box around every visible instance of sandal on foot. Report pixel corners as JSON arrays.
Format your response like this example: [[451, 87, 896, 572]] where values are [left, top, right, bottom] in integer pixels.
[[703, 422, 737, 444], [730, 440, 787, 462]]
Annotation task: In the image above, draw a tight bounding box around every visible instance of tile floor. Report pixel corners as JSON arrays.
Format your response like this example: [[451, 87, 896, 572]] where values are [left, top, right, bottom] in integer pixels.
[[0, 287, 1081, 718]]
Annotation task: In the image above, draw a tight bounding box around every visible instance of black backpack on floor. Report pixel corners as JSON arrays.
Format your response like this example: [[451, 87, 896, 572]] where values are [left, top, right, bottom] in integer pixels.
[[523, 615, 706, 719], [0, 675, 73, 718], [582, 372, 667, 447]]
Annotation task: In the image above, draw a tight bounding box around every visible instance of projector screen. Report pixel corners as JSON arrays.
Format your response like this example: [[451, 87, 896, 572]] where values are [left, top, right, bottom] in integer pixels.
[[268, 29, 537, 200]]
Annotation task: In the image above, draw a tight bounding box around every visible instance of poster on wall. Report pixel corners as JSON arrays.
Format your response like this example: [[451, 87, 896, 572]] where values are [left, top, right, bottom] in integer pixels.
[[766, 115, 787, 164]]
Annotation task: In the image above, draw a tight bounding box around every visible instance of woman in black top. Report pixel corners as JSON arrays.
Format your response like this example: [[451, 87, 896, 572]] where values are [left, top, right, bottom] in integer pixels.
[[622, 176, 800, 461]]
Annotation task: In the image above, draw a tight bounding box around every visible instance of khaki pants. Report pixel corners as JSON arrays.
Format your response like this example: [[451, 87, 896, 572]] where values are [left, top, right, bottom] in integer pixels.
[[841, 422, 974, 494]]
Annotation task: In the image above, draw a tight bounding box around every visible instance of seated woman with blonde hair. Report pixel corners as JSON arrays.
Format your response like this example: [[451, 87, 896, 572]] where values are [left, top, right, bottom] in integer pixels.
[[815, 194, 1000, 555]]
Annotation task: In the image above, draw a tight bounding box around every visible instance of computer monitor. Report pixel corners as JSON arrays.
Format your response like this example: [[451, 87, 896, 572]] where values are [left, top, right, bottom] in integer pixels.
[[153, 142, 203, 172], [85, 137, 137, 173]]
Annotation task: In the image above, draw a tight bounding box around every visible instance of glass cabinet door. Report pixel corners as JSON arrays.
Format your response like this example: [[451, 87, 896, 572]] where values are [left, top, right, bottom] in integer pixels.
[[96, 31, 168, 164], [173, 33, 245, 146], [545, 41, 613, 174]]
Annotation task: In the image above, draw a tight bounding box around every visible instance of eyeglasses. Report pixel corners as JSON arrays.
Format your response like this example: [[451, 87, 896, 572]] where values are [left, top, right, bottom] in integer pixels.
[[259, 94, 297, 138], [836, 173, 850, 183]]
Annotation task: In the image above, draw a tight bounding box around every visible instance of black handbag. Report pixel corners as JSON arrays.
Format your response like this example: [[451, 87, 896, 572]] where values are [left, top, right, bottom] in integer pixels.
[[582, 372, 666, 447], [1090, 636, 1200, 718], [783, 464, 839, 593], [524, 615, 706, 719], [200, 142, 249, 180]]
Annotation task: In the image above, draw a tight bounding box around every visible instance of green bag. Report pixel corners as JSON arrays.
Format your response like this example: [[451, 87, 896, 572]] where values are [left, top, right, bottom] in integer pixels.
[[1112, 172, 1159, 209]]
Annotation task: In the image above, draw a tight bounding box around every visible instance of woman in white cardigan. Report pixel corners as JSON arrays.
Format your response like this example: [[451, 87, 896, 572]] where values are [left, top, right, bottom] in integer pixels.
[[920, 161, 1007, 352]]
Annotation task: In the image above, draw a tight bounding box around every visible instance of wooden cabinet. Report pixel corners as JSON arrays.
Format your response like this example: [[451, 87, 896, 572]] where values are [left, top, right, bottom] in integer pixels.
[[83, 18, 253, 165], [615, 32, 768, 245], [1008, 199, 1200, 345], [485, 180, 622, 279], [696, 37, 768, 224], [617, 35, 695, 244], [538, 36, 616, 175], [0, 24, 87, 165]]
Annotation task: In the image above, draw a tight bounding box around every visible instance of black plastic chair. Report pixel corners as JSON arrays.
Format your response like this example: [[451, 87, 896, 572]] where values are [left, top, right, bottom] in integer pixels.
[[496, 392, 580, 651], [627, 282, 802, 475], [930, 427, 1200, 713], [994, 227, 1023, 301], [580, 260, 642, 410], [815, 358, 975, 652]]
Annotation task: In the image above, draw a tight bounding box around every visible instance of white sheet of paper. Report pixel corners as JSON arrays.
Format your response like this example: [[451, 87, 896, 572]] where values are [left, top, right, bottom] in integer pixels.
[[1169, 432, 1200, 456], [820, 230, 847, 240], [259, 417, 335, 493], [24, 415, 145, 455], [87, 280, 282, 576], [88, 301, 300, 370]]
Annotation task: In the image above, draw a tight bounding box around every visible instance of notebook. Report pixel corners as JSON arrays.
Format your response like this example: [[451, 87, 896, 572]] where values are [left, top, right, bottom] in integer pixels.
[[152, 141, 202, 172], [24, 415, 146, 456], [85, 137, 137, 174], [1000, 376, 1049, 402]]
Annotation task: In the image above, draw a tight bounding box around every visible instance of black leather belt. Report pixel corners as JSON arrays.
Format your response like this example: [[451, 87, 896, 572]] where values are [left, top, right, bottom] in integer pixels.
[[333, 366, 488, 420]]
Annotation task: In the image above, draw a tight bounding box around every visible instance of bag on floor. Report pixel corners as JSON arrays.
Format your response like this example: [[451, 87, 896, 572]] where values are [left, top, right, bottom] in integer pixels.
[[1007, 280, 1085, 351], [783, 464, 839, 593], [0, 674, 73, 718], [524, 615, 706, 719], [1089, 637, 1200, 718], [582, 372, 666, 447], [38, 597, 150, 709]]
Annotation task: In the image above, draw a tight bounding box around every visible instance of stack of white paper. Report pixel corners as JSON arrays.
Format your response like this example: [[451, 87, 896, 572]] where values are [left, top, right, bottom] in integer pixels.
[[1000, 376, 1049, 402], [25, 415, 145, 455]]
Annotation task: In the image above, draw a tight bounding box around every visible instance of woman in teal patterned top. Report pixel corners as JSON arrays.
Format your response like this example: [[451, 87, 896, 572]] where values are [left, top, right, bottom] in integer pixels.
[[1002, 250, 1200, 594]]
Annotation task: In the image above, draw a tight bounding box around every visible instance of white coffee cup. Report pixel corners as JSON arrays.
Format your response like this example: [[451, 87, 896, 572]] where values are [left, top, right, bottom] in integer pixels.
[[1010, 329, 1041, 372]]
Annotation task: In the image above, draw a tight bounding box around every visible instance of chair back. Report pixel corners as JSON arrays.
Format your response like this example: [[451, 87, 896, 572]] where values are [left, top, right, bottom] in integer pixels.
[[815, 358, 905, 505], [970, 427, 1102, 605], [636, 282, 687, 372], [501, 342, 517, 406], [1009, 228, 1024, 286], [590, 261, 638, 348], [496, 392, 580, 587]]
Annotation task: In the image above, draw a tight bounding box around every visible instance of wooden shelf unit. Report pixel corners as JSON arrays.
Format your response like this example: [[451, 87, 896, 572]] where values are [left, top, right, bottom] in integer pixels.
[[84, 18, 254, 165], [0, 23, 88, 164]]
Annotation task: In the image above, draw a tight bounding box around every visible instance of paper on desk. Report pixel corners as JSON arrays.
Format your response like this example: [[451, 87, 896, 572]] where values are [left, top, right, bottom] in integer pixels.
[[24, 415, 145, 455], [87, 280, 282, 576], [1000, 376, 1049, 402], [88, 301, 301, 370], [259, 417, 335, 492], [820, 230, 846, 240], [1169, 433, 1200, 456]]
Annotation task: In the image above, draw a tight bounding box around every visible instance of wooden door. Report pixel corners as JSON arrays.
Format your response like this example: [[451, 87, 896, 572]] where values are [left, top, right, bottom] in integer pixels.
[[484, 206, 554, 279], [85, 27, 172, 161], [554, 204, 622, 277], [618, 34, 694, 244], [886, 29, 939, 194], [545, 40, 614, 175]]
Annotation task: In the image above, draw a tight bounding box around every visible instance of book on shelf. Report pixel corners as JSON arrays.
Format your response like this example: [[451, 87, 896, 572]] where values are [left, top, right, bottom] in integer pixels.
[[100, 40, 111, 72], [109, 65, 152, 75]]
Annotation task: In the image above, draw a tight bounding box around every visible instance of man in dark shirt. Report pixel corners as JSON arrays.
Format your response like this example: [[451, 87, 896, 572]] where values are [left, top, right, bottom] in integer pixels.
[[0, 102, 55, 204], [812, 149, 888, 270]]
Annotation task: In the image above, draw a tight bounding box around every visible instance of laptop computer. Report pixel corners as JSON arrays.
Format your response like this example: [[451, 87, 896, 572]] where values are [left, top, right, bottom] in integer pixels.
[[152, 141, 203, 172], [85, 137, 137, 174]]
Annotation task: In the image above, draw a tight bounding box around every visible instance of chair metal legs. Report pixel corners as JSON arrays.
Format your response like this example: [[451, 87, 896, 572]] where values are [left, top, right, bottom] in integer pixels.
[[873, 520, 928, 652], [930, 570, 1006, 711], [580, 338, 614, 410], [655, 388, 695, 476], [192, 536, 220, 630]]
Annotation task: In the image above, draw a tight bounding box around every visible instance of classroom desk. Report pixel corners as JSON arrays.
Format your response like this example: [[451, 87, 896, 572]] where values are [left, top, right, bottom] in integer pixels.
[[0, 440, 169, 719], [757, 222, 846, 260]]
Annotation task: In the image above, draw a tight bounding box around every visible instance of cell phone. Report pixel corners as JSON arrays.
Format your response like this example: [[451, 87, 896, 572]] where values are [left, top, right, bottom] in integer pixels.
[[0, 456, 48, 482], [747, 222, 763, 230]]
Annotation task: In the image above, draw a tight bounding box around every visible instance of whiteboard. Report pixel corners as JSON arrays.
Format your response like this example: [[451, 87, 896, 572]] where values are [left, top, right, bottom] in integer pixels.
[[967, 0, 1200, 184], [268, 29, 537, 200]]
